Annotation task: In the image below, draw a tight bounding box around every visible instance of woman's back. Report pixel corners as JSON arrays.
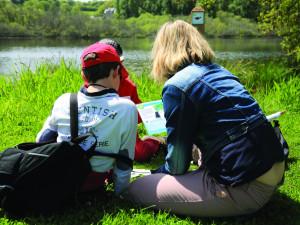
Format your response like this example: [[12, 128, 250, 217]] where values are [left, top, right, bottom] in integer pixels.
[[163, 63, 285, 186]]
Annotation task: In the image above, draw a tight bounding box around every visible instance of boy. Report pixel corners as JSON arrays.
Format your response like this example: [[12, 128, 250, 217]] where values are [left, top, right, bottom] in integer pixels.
[[36, 42, 138, 196], [98, 39, 165, 162]]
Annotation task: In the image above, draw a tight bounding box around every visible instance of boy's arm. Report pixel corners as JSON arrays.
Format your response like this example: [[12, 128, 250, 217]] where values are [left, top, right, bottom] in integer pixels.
[[119, 77, 142, 104], [113, 103, 138, 196], [36, 94, 67, 142], [36, 118, 58, 143], [118, 77, 142, 123]]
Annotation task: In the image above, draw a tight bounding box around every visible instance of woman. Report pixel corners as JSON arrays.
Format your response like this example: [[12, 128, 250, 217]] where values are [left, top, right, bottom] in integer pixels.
[[127, 20, 286, 217]]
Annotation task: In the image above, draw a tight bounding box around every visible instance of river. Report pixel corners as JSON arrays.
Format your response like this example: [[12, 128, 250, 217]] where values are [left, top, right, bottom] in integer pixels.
[[0, 37, 282, 76]]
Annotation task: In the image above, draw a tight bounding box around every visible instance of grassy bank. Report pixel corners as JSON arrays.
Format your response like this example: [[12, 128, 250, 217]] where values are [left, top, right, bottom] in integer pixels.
[[0, 60, 299, 225]]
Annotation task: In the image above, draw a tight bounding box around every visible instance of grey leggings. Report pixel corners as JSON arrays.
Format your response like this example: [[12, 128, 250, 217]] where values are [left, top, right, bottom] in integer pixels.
[[127, 169, 278, 217]]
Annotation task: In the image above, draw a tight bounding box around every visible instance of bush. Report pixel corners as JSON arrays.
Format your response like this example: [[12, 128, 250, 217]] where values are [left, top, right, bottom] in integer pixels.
[[126, 13, 171, 37], [259, 0, 300, 71], [0, 1, 261, 39], [205, 11, 260, 37], [0, 22, 31, 37]]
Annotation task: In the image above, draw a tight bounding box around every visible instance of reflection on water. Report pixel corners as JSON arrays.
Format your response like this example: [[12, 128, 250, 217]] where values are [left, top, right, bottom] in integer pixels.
[[0, 38, 282, 76]]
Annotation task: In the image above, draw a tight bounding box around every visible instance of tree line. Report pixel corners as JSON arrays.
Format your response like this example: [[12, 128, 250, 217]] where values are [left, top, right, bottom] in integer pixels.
[[71, 0, 260, 21], [0, 0, 261, 38]]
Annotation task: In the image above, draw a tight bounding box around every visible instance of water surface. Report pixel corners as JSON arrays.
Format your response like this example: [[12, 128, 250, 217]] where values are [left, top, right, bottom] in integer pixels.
[[0, 38, 282, 76]]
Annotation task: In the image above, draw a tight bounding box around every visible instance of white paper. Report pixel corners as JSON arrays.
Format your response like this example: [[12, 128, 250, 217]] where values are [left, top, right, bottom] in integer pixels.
[[131, 169, 151, 178], [136, 100, 167, 135]]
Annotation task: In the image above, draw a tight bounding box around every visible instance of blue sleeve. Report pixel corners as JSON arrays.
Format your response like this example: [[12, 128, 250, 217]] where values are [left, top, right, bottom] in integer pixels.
[[113, 167, 131, 196], [36, 106, 59, 143], [113, 102, 137, 196], [36, 129, 58, 143], [161, 85, 197, 175]]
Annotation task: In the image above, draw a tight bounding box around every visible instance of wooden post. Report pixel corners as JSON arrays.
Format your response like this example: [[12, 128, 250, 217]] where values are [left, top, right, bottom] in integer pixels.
[[191, 7, 205, 34]]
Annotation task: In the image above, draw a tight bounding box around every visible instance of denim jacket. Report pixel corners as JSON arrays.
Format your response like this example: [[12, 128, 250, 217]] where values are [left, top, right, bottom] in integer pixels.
[[159, 63, 285, 186]]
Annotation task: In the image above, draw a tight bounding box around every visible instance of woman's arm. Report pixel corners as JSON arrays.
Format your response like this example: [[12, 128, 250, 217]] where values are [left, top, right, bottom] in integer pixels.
[[160, 85, 197, 175]]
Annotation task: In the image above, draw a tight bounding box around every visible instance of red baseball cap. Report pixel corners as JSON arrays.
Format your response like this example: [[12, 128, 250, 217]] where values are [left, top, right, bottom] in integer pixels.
[[81, 42, 129, 84]]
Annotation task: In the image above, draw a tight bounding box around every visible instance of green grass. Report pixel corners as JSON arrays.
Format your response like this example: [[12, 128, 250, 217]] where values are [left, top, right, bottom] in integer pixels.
[[0, 59, 299, 224]]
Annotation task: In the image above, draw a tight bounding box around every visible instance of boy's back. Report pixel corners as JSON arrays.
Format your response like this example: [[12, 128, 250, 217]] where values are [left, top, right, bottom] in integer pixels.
[[37, 42, 138, 195], [37, 90, 137, 172]]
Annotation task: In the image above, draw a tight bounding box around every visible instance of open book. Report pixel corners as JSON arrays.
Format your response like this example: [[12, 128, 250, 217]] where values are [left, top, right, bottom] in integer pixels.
[[136, 100, 166, 135], [131, 169, 152, 178]]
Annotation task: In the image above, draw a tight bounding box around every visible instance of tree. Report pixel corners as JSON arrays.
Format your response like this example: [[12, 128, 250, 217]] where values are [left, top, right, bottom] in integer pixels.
[[11, 0, 25, 4], [259, 0, 300, 70], [197, 0, 259, 20], [96, 0, 115, 16], [197, 0, 225, 17], [0, 1, 17, 23], [119, 0, 141, 18], [139, 0, 163, 15], [229, 0, 259, 21], [163, 0, 196, 15], [172, 0, 196, 15], [128, 0, 139, 17], [162, 0, 172, 14], [118, 0, 195, 18]]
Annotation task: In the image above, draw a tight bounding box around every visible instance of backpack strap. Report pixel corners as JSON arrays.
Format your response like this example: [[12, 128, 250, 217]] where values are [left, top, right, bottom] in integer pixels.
[[69, 93, 133, 169], [70, 93, 78, 140], [87, 151, 133, 169]]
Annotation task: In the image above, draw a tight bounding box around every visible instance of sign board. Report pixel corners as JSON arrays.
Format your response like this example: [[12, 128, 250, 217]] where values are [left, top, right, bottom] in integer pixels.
[[192, 11, 204, 25]]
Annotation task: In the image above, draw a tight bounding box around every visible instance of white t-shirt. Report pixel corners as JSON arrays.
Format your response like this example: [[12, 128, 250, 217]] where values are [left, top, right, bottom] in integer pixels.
[[36, 89, 138, 195]]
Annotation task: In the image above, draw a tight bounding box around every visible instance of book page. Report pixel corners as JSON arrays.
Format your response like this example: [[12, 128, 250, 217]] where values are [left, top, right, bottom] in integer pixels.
[[136, 100, 167, 135]]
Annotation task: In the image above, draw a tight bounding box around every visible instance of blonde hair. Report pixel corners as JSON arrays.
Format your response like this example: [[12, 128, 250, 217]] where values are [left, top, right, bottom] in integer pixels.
[[151, 20, 215, 82]]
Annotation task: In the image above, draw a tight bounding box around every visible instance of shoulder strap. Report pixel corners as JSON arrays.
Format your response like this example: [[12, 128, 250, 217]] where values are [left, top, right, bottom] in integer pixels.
[[70, 93, 78, 140], [88, 151, 133, 169], [69, 93, 133, 169]]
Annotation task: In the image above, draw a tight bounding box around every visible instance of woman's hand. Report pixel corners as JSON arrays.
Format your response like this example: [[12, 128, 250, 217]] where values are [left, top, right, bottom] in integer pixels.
[[150, 164, 169, 174]]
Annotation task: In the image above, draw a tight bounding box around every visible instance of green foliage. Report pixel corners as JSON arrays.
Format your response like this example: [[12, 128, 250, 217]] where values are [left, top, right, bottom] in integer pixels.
[[219, 58, 293, 92], [163, 0, 196, 15], [139, 0, 164, 15], [120, 0, 139, 18], [197, 0, 224, 17], [11, 0, 25, 4], [117, 11, 259, 38], [118, 0, 196, 18], [126, 13, 171, 38], [205, 11, 260, 37], [197, 0, 260, 20], [0, 61, 81, 147], [78, 0, 103, 12], [0, 0, 261, 38], [258, 0, 300, 71], [96, 0, 115, 16], [228, 0, 260, 21], [0, 22, 30, 37]]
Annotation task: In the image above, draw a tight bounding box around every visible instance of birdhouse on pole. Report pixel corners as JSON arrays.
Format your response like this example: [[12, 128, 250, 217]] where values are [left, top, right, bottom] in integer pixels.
[[191, 7, 205, 34]]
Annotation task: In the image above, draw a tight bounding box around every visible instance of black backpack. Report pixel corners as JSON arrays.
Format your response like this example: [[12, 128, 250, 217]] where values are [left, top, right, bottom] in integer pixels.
[[0, 93, 132, 215], [0, 140, 92, 215]]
